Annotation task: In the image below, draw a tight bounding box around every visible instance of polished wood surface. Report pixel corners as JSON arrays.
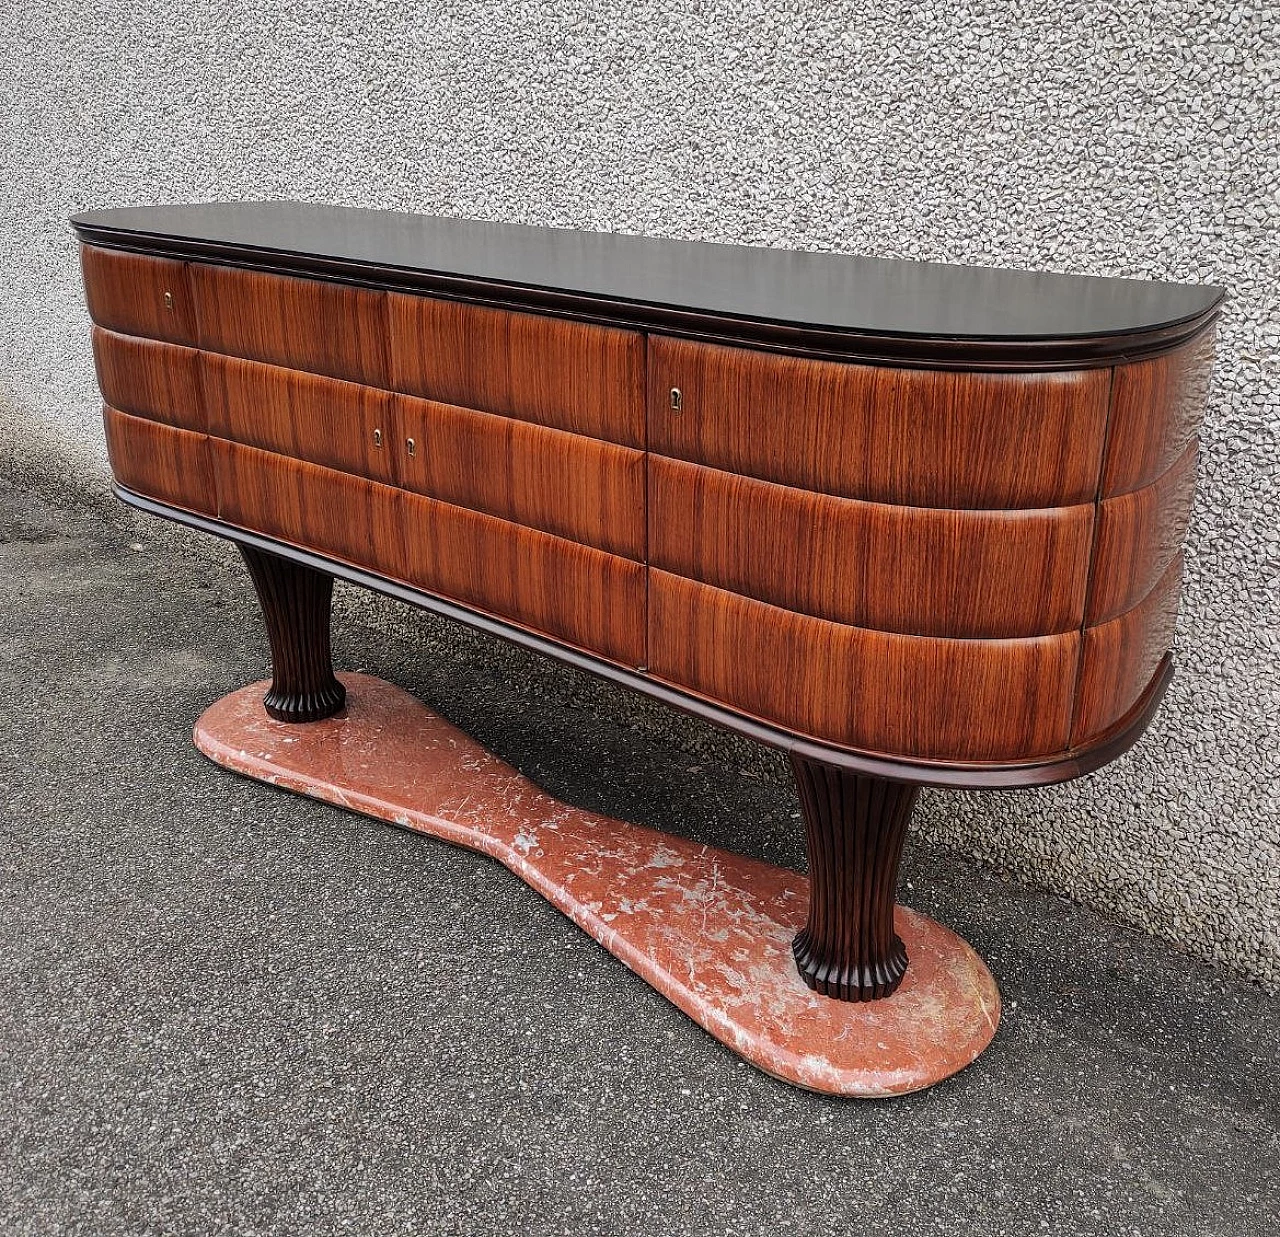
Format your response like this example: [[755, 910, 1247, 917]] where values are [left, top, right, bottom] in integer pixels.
[[395, 395, 645, 559], [649, 337, 1112, 508], [81, 245, 196, 346], [388, 293, 645, 446], [648, 570, 1078, 761], [103, 406, 214, 515], [192, 264, 390, 387], [202, 353, 396, 485], [93, 328, 205, 431], [649, 457, 1093, 638]]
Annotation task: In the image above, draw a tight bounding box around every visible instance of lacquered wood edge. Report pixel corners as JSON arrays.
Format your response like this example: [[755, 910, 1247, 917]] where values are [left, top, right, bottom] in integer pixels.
[[113, 484, 1175, 788], [72, 229, 1224, 370]]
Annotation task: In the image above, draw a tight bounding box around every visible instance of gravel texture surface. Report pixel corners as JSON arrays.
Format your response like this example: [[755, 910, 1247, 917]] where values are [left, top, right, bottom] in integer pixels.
[[1, 2, 1276, 993], [2, 477, 1279, 1236]]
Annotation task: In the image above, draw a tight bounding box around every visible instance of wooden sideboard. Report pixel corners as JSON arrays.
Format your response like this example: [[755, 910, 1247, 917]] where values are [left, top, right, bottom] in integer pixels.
[[72, 203, 1221, 1010]]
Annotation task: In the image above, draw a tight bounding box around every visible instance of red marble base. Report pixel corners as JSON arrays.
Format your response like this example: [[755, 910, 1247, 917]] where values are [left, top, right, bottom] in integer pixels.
[[194, 674, 1000, 1097]]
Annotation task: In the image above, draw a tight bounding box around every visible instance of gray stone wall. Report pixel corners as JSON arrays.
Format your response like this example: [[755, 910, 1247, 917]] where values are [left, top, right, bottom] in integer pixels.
[[3, 2, 1276, 988]]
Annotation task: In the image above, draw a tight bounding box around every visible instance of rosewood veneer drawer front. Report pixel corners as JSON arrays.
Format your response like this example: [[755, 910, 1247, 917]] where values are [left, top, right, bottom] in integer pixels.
[[388, 293, 644, 448], [104, 407, 214, 515], [1103, 331, 1215, 497], [1074, 554, 1184, 743], [649, 571, 1078, 761], [191, 265, 390, 388], [202, 354, 396, 485], [92, 329, 205, 432], [395, 395, 645, 559], [81, 246, 196, 346], [649, 458, 1093, 638], [649, 337, 1112, 509], [211, 441, 406, 579], [398, 491, 645, 667]]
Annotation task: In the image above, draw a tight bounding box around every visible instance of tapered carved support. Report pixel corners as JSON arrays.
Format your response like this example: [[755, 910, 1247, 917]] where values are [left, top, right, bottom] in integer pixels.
[[239, 546, 346, 723], [791, 756, 919, 1002]]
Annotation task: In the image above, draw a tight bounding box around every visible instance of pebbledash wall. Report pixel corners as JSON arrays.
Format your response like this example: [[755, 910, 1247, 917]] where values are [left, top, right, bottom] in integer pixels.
[[3, 2, 1277, 988]]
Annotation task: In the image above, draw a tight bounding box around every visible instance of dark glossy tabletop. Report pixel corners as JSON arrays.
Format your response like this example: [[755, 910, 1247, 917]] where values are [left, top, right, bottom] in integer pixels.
[[72, 201, 1222, 361]]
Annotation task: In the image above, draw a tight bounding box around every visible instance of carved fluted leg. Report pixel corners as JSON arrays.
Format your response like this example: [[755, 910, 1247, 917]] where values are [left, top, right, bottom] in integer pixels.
[[239, 546, 345, 723], [791, 756, 919, 1001]]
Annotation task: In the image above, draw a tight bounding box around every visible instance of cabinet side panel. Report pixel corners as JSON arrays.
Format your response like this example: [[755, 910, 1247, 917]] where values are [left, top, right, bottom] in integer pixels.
[[395, 395, 645, 559], [649, 457, 1093, 638], [1102, 329, 1215, 496], [648, 570, 1078, 761], [80, 245, 196, 346], [201, 354, 396, 484], [192, 265, 390, 388], [399, 491, 646, 667], [387, 293, 645, 448], [648, 336, 1111, 509], [103, 406, 215, 514], [92, 329, 205, 431]]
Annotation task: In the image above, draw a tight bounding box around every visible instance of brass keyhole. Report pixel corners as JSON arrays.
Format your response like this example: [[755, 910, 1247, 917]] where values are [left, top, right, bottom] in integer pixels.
[[669, 387, 683, 412], [406, 437, 416, 457], [373, 428, 383, 448], [163, 291, 174, 311]]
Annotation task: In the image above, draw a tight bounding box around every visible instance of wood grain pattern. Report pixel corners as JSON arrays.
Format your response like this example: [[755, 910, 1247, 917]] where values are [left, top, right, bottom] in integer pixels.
[[103, 406, 215, 514], [387, 293, 645, 447], [648, 570, 1078, 761], [791, 761, 916, 1001], [1103, 328, 1215, 497], [92, 328, 204, 431], [395, 394, 645, 559], [398, 489, 646, 667], [81, 245, 196, 345], [192, 264, 390, 387], [210, 440, 406, 579], [1088, 440, 1199, 625], [1073, 553, 1184, 744], [649, 336, 1112, 509], [649, 457, 1093, 638], [202, 353, 396, 485]]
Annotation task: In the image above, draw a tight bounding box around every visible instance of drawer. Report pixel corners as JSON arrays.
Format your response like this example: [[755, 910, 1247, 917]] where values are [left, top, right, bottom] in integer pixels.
[[192, 264, 389, 387], [202, 354, 396, 485], [81, 246, 196, 346], [648, 570, 1078, 762], [210, 441, 406, 578], [103, 407, 214, 514], [649, 336, 1112, 509], [395, 394, 645, 559], [1073, 553, 1183, 744], [388, 293, 644, 447], [93, 329, 205, 431], [399, 490, 646, 667], [649, 457, 1093, 638]]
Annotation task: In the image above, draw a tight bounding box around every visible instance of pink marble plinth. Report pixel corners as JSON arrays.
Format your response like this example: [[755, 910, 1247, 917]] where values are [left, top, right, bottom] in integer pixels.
[[194, 674, 1000, 1096]]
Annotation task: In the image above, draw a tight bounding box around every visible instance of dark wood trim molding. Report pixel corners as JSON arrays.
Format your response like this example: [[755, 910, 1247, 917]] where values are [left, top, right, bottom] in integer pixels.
[[116, 484, 1174, 790]]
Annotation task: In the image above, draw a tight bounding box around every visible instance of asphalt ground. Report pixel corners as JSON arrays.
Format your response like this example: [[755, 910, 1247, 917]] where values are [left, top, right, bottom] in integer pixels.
[[1, 475, 1276, 1236]]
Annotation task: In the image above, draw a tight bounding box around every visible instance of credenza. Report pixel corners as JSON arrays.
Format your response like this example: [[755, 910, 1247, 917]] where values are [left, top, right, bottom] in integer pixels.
[[72, 202, 1220, 1089]]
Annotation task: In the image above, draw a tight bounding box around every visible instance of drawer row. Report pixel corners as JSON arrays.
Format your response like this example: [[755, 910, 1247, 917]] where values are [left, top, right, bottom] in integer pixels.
[[82, 245, 1212, 506], [105, 407, 1183, 764], [94, 326, 1197, 641]]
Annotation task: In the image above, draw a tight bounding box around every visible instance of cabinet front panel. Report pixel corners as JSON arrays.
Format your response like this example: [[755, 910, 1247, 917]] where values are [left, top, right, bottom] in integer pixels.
[[650, 457, 1093, 638], [81, 246, 196, 346], [104, 406, 215, 515], [210, 441, 406, 580], [388, 293, 645, 448], [202, 354, 397, 485], [1087, 440, 1198, 625], [1103, 330, 1214, 497], [192, 265, 390, 388], [395, 395, 645, 560], [1073, 553, 1183, 744], [648, 570, 1078, 761], [649, 336, 1111, 509], [92, 329, 205, 431], [399, 491, 645, 667]]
